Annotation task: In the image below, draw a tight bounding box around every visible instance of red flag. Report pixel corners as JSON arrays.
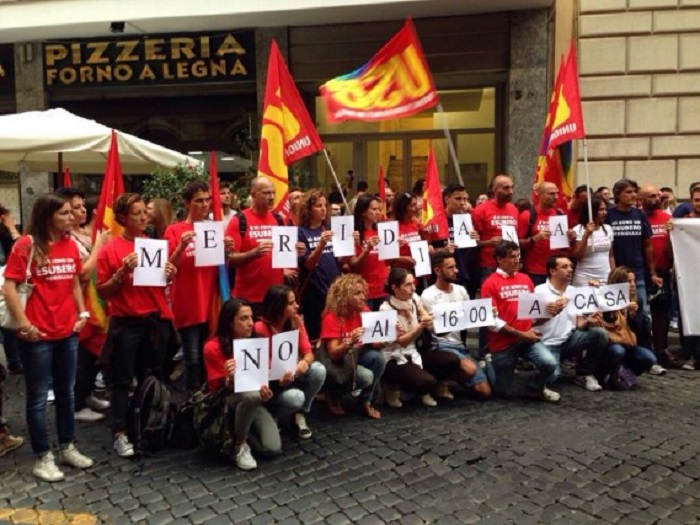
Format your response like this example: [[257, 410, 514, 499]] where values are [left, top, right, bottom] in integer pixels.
[[378, 165, 387, 220], [421, 149, 448, 240], [258, 40, 323, 216], [63, 166, 71, 187], [549, 41, 585, 149]]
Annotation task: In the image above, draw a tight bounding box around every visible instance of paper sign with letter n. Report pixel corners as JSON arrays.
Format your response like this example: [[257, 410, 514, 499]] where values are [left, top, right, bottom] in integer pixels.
[[453, 214, 477, 248], [501, 224, 519, 246], [517, 293, 552, 320], [549, 215, 570, 249], [463, 298, 495, 329], [377, 221, 399, 260], [133, 238, 167, 287], [271, 226, 298, 269], [566, 286, 599, 315], [596, 283, 630, 312], [410, 240, 431, 277], [331, 216, 355, 257], [361, 310, 397, 344], [270, 330, 299, 381], [234, 338, 270, 393], [432, 301, 467, 334], [194, 221, 225, 267]]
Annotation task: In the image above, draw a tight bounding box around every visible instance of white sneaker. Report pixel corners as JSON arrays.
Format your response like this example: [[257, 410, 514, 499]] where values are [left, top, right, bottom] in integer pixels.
[[47, 389, 55, 404], [437, 382, 454, 401], [113, 434, 135, 458], [59, 444, 94, 469], [669, 319, 679, 332], [421, 393, 437, 407], [94, 372, 105, 390], [235, 443, 257, 471], [294, 413, 312, 440], [85, 395, 110, 411], [74, 408, 105, 422], [577, 375, 603, 392], [540, 387, 561, 403], [650, 364, 667, 376], [33, 452, 65, 482], [682, 361, 697, 371]]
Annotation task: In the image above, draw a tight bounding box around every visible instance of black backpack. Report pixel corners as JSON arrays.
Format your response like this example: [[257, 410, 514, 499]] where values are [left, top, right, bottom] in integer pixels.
[[527, 205, 565, 236], [127, 375, 174, 453]]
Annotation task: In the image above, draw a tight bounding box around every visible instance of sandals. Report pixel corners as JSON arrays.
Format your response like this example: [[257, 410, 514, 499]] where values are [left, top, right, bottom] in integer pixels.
[[362, 403, 381, 420], [326, 394, 345, 416]]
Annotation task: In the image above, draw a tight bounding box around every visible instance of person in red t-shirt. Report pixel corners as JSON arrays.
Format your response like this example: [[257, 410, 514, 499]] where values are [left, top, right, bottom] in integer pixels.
[[254, 285, 325, 439], [164, 181, 217, 394], [568, 185, 591, 229], [203, 298, 280, 471], [519, 182, 576, 286], [319, 274, 386, 419], [97, 193, 176, 459], [391, 192, 426, 270], [347, 194, 389, 311], [480, 240, 560, 403], [4, 193, 93, 482]]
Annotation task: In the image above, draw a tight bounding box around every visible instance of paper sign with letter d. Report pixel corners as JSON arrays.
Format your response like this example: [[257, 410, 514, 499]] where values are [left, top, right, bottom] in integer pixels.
[[133, 238, 167, 287], [194, 221, 225, 267], [233, 338, 270, 393], [270, 330, 299, 381], [377, 221, 399, 260], [361, 310, 397, 344], [271, 226, 298, 269]]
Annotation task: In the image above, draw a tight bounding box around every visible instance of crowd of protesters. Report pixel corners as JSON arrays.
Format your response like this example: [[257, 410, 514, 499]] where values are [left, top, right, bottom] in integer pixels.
[[0, 171, 694, 480]]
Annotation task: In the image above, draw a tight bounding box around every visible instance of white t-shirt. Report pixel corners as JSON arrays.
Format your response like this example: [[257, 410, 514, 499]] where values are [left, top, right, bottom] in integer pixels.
[[572, 224, 614, 286], [534, 281, 577, 347], [421, 283, 469, 345]]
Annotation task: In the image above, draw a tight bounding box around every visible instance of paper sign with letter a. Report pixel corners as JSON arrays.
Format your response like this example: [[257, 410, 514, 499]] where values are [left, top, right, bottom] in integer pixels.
[[233, 337, 270, 393], [517, 293, 552, 320], [453, 214, 477, 248], [566, 286, 599, 315], [410, 240, 431, 277], [133, 238, 167, 287], [271, 226, 298, 269], [270, 330, 299, 381], [377, 221, 399, 260], [463, 298, 495, 329], [194, 221, 225, 267], [432, 301, 467, 334], [331, 216, 355, 257], [596, 283, 630, 312], [549, 215, 570, 249], [361, 310, 397, 344], [501, 224, 519, 246]]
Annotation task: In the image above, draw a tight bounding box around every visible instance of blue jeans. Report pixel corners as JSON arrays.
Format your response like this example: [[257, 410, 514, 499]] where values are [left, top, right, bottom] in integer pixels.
[[19, 335, 78, 455], [434, 342, 488, 387], [357, 349, 387, 403], [178, 323, 209, 394], [603, 344, 656, 378], [272, 361, 326, 417], [545, 327, 608, 381], [490, 341, 558, 398], [636, 278, 651, 323]]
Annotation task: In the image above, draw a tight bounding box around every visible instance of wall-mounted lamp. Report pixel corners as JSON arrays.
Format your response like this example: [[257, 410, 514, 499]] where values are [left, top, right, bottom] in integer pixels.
[[110, 21, 125, 34]]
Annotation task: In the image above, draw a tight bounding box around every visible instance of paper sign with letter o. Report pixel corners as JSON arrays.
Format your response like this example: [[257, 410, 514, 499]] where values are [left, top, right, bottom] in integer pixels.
[[517, 293, 552, 320], [133, 238, 167, 287], [270, 330, 299, 381], [194, 221, 225, 267], [233, 338, 270, 393], [361, 310, 397, 344], [271, 226, 298, 269], [596, 283, 630, 312]]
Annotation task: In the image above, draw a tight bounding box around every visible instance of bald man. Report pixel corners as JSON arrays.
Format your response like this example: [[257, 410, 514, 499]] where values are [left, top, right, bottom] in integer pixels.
[[518, 182, 576, 286]]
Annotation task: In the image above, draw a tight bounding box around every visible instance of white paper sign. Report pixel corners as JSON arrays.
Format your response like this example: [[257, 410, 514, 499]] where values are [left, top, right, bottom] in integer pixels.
[[517, 293, 552, 320], [233, 338, 270, 393], [410, 240, 431, 277], [432, 302, 467, 334], [271, 226, 298, 269], [596, 283, 630, 312], [549, 215, 570, 249], [671, 219, 700, 334], [453, 214, 477, 248], [270, 330, 299, 381], [501, 224, 519, 246], [194, 221, 225, 267], [377, 221, 399, 260], [361, 310, 398, 344], [463, 298, 495, 329], [566, 286, 599, 315], [331, 216, 355, 257], [133, 238, 167, 287]]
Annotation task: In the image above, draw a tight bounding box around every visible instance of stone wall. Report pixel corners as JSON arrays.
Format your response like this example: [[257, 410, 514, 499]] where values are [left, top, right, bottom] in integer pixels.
[[578, 0, 700, 196]]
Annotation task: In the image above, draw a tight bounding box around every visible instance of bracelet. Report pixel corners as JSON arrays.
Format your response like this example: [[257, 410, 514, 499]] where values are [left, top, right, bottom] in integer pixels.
[[20, 325, 34, 335]]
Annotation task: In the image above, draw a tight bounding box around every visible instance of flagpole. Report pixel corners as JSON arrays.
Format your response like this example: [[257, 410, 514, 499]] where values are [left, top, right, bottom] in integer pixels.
[[437, 104, 464, 186], [322, 149, 349, 211], [582, 138, 593, 222]]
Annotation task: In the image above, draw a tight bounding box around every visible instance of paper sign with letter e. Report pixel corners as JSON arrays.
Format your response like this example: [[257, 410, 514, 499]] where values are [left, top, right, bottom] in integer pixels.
[[549, 215, 570, 249], [271, 226, 298, 269], [270, 330, 299, 381], [432, 301, 467, 334], [453, 214, 477, 248], [331, 216, 355, 257], [133, 238, 167, 287], [501, 224, 519, 246], [463, 298, 496, 329], [566, 286, 599, 315], [194, 221, 225, 267], [361, 310, 398, 344], [377, 221, 399, 260], [596, 283, 630, 312], [517, 293, 552, 320], [410, 241, 431, 277], [233, 338, 270, 393]]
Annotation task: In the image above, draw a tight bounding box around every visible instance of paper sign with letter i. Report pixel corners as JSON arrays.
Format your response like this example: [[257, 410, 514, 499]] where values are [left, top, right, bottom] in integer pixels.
[[453, 214, 477, 248], [549, 215, 570, 249], [270, 330, 299, 381], [133, 238, 167, 287], [410, 241, 431, 277], [501, 224, 519, 246], [194, 221, 225, 267], [377, 221, 399, 260], [233, 338, 270, 393], [331, 216, 355, 257], [271, 226, 298, 269]]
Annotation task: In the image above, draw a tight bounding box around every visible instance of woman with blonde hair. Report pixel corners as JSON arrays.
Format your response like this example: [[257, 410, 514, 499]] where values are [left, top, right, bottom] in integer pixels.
[[318, 274, 386, 418]]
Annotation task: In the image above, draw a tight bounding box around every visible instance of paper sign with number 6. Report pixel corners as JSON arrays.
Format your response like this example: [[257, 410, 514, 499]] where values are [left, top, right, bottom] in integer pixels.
[[431, 302, 468, 334]]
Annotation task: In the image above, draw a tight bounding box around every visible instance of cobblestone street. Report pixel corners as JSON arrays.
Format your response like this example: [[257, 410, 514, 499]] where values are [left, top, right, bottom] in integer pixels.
[[2, 362, 700, 524]]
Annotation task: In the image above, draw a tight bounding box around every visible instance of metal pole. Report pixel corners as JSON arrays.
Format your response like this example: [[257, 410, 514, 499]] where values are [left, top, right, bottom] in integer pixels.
[[323, 148, 349, 211], [437, 103, 464, 186]]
